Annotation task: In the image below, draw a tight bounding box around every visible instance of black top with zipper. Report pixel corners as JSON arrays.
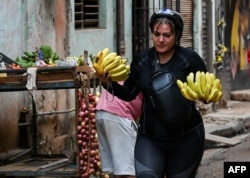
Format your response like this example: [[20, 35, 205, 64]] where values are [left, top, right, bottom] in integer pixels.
[[104, 46, 207, 139]]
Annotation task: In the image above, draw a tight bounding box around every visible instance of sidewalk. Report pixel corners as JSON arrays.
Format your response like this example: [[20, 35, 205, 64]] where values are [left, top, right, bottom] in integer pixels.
[[203, 90, 250, 142]]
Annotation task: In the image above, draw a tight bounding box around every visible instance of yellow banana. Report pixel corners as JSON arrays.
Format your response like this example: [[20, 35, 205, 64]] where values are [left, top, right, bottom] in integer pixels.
[[200, 71, 207, 94], [176, 79, 184, 89], [206, 88, 219, 103], [98, 48, 110, 66], [195, 71, 205, 97], [95, 50, 102, 64], [209, 73, 216, 84], [195, 71, 201, 91], [114, 55, 122, 62], [212, 79, 221, 90], [111, 73, 129, 82], [96, 50, 102, 57], [108, 63, 126, 74], [111, 67, 128, 77], [181, 88, 195, 101], [121, 58, 128, 64], [93, 63, 104, 76], [203, 83, 213, 100], [205, 72, 212, 85], [183, 82, 188, 88], [194, 81, 203, 99], [101, 52, 117, 67], [214, 91, 223, 102], [125, 65, 130, 71], [195, 71, 201, 83], [186, 85, 198, 100], [102, 48, 110, 58], [218, 83, 222, 91], [104, 58, 120, 72], [186, 72, 196, 92]]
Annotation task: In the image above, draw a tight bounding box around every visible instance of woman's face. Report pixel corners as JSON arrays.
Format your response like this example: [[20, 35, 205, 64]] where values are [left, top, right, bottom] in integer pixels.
[[152, 23, 176, 54]]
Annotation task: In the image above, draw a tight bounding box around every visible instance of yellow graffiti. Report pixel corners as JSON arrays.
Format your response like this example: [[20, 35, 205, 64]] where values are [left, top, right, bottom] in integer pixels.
[[231, 0, 249, 71]]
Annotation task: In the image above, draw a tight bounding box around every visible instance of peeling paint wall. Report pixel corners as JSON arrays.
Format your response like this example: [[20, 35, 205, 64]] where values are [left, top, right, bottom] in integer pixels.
[[0, 0, 75, 154]]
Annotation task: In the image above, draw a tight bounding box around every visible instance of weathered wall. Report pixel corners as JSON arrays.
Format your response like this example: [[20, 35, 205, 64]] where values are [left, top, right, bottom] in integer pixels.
[[68, 0, 116, 57], [0, 0, 75, 155], [68, 0, 133, 61], [223, 0, 250, 92]]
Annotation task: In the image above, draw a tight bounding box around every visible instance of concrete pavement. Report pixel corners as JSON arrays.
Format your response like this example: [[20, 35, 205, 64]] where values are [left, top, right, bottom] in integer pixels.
[[203, 90, 250, 143]]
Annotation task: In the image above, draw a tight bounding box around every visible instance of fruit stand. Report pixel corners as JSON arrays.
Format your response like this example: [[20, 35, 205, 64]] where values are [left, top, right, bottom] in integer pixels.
[[0, 47, 131, 177], [0, 64, 100, 177]]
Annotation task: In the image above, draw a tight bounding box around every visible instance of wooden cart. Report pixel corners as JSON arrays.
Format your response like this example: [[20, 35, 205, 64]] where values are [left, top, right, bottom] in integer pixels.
[[0, 66, 95, 177]]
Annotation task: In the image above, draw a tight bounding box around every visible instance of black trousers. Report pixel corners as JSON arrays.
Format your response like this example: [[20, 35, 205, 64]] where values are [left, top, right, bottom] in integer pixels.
[[134, 123, 205, 178]]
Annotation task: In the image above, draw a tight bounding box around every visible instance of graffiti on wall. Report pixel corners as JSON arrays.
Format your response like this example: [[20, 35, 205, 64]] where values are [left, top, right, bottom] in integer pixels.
[[224, 0, 250, 90]]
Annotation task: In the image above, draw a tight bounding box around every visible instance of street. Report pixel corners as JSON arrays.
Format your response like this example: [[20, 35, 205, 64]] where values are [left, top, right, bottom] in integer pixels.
[[196, 133, 250, 178]]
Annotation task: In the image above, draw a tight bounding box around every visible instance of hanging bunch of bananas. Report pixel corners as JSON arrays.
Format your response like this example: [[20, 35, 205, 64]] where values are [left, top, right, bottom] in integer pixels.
[[92, 48, 130, 82], [176, 71, 223, 103], [215, 44, 227, 63]]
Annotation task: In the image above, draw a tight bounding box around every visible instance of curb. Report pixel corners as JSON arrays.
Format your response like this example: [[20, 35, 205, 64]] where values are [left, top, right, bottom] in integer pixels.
[[203, 112, 250, 139]]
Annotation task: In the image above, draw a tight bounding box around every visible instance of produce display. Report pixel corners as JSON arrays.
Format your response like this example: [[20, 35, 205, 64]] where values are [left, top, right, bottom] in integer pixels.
[[16, 45, 61, 67], [92, 48, 130, 82], [13, 45, 114, 177], [177, 71, 223, 103]]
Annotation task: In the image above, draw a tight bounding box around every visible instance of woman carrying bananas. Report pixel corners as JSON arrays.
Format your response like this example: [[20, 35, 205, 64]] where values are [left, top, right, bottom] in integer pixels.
[[98, 8, 207, 178]]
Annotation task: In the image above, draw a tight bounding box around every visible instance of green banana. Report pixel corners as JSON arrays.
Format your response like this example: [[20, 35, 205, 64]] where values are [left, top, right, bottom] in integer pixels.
[[18, 61, 34, 68], [24, 51, 35, 58]]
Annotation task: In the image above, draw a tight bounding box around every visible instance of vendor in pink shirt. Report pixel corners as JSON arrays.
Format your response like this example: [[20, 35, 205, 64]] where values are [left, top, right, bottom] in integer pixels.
[[95, 85, 142, 178]]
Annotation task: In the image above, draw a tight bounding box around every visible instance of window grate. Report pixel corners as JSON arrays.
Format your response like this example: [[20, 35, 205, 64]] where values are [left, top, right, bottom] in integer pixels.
[[75, 0, 99, 29]]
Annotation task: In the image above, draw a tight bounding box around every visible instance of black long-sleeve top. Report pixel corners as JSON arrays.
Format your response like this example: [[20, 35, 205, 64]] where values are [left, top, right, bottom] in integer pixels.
[[104, 46, 207, 139]]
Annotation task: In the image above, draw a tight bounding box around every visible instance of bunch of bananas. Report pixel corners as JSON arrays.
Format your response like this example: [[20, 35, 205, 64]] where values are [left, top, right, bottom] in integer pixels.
[[16, 51, 37, 67], [16, 45, 60, 67], [92, 48, 130, 82], [177, 71, 223, 103], [215, 44, 227, 63]]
